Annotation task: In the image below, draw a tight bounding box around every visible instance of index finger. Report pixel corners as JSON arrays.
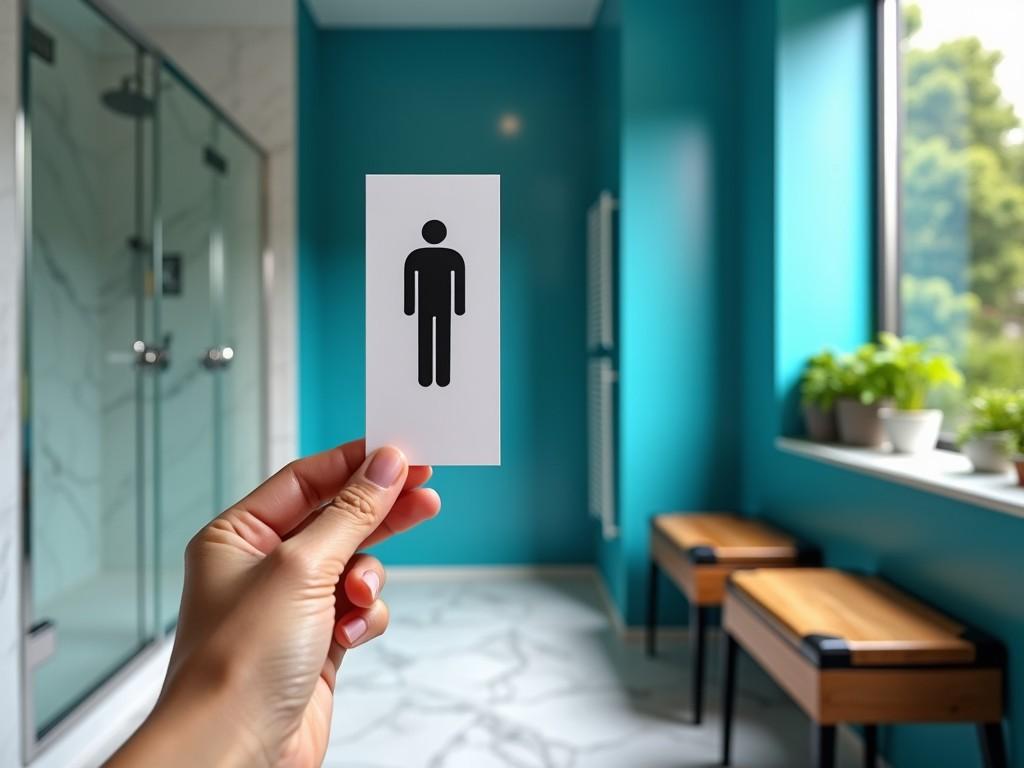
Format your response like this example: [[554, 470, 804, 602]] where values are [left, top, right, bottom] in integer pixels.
[[224, 439, 430, 543], [231, 439, 367, 539]]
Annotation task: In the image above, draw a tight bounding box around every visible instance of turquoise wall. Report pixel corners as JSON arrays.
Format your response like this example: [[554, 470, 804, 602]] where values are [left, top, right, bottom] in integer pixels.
[[738, 0, 777, 515], [297, 3, 1022, 762], [742, 0, 1023, 764], [590, 0, 624, 615], [774, 0, 875, 434], [297, 0, 321, 442], [591, 0, 620, 199], [298, 27, 594, 564], [597, 0, 743, 623]]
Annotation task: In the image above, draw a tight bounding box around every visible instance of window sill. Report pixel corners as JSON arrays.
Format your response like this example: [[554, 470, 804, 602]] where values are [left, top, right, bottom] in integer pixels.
[[775, 437, 1024, 520]]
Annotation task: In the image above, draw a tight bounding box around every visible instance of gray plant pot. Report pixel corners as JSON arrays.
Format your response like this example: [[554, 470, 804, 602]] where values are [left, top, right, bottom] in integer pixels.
[[802, 402, 837, 442], [835, 398, 887, 447]]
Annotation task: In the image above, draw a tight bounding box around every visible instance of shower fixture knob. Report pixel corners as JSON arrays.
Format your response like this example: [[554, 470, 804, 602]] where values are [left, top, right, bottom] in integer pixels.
[[201, 346, 235, 370], [133, 337, 171, 370]]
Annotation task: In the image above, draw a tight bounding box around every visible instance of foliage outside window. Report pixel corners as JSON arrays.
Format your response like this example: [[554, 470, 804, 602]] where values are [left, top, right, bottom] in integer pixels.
[[898, 1, 1024, 425]]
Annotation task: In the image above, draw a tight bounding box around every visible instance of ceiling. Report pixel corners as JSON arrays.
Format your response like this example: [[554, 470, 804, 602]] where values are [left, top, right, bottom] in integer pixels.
[[103, 0, 292, 27], [306, 0, 603, 28], [103, 0, 603, 30]]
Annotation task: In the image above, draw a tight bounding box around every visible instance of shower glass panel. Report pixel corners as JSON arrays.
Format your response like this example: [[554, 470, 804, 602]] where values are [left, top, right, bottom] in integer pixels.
[[218, 119, 266, 508], [155, 68, 220, 631], [154, 66, 266, 630], [23, 0, 266, 750], [25, 0, 154, 736]]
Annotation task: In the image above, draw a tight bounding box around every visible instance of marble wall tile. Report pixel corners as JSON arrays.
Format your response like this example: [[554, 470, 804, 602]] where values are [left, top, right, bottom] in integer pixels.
[[28, 6, 109, 605], [0, 0, 24, 761]]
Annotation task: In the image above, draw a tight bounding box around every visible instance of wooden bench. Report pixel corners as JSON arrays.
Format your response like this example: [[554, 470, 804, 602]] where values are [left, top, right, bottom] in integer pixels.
[[720, 568, 1007, 767], [647, 513, 819, 724]]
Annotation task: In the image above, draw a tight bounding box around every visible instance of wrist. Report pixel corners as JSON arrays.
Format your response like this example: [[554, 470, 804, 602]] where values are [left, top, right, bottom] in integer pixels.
[[107, 659, 268, 768]]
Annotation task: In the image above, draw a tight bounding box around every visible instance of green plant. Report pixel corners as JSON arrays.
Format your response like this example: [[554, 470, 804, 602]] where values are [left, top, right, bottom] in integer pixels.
[[875, 332, 964, 410], [956, 388, 1024, 445], [800, 351, 842, 410], [834, 342, 893, 405]]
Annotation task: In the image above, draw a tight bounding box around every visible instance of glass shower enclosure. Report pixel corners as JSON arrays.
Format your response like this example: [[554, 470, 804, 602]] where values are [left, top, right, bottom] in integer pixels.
[[21, 0, 267, 754]]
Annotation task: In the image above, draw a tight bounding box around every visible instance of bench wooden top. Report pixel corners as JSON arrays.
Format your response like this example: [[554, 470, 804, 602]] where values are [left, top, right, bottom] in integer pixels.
[[729, 569, 986, 667], [652, 513, 800, 564]]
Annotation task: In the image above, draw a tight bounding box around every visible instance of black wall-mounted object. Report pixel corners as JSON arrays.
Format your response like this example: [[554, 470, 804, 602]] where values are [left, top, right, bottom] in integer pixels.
[[162, 254, 183, 296], [28, 23, 55, 64], [203, 146, 228, 175]]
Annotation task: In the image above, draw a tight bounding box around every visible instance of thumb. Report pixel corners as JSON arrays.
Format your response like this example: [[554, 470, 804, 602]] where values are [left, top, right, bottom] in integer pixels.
[[291, 446, 408, 571]]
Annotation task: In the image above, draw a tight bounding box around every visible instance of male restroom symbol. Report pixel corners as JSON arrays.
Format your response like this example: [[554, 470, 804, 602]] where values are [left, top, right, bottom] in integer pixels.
[[404, 219, 466, 387]]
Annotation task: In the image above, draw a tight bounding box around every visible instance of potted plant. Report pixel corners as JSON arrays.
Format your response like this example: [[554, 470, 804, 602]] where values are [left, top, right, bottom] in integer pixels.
[[875, 333, 963, 454], [957, 388, 1021, 473], [1004, 423, 1024, 485], [834, 342, 893, 447], [800, 351, 841, 441], [1012, 433, 1024, 487]]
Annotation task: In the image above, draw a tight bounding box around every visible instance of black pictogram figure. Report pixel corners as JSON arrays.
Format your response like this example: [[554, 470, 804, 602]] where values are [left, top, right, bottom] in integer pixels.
[[404, 219, 465, 387]]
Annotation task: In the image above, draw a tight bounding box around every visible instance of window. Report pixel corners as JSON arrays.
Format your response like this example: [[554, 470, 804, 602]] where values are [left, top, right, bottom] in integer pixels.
[[882, 0, 1024, 421]]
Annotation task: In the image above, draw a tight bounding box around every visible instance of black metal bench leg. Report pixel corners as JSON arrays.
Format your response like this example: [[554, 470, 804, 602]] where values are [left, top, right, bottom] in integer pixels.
[[646, 560, 658, 658], [690, 602, 707, 724], [862, 724, 877, 768], [720, 632, 738, 766], [978, 722, 1008, 768], [812, 725, 836, 768]]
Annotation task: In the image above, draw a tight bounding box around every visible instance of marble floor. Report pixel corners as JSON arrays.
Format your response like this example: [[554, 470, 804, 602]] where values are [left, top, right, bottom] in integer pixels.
[[325, 573, 867, 768]]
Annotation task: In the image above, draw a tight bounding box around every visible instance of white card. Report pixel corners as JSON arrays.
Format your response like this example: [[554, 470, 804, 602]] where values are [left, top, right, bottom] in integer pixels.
[[366, 174, 501, 466]]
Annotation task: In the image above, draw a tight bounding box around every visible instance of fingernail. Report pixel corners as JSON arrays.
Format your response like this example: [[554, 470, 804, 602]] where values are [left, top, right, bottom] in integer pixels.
[[340, 616, 368, 645], [362, 570, 381, 599], [366, 447, 405, 488]]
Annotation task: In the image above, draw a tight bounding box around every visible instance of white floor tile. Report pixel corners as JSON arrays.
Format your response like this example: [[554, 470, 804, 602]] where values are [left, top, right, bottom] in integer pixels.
[[324, 574, 865, 768]]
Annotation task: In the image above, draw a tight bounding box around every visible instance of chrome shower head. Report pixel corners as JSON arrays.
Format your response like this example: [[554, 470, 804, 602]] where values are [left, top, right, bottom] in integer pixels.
[[101, 76, 153, 118]]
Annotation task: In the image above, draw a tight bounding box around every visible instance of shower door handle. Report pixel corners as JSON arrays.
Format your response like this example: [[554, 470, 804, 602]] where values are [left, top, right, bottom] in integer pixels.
[[26, 620, 57, 670], [201, 346, 234, 370], [133, 334, 171, 370]]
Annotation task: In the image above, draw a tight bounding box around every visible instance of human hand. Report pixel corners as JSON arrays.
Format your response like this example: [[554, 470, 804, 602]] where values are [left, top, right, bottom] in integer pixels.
[[107, 439, 439, 768]]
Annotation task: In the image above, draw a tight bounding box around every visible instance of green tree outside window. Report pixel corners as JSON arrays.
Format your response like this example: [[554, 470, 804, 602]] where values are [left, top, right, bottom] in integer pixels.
[[900, 2, 1024, 422]]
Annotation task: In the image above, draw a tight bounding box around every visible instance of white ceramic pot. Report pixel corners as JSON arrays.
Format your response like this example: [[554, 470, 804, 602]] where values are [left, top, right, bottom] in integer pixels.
[[962, 432, 1014, 473], [879, 408, 943, 454]]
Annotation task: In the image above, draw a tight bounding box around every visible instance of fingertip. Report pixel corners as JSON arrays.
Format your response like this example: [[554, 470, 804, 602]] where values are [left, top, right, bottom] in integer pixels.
[[334, 601, 389, 648], [362, 569, 381, 599], [365, 446, 407, 489], [422, 487, 441, 515], [335, 614, 369, 646], [344, 554, 386, 607]]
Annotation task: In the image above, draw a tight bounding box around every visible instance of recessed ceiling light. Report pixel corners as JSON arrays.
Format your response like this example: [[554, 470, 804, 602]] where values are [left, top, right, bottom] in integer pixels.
[[498, 112, 522, 138]]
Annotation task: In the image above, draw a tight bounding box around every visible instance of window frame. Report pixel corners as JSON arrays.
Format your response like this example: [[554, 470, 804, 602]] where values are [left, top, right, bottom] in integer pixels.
[[876, 0, 902, 336]]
